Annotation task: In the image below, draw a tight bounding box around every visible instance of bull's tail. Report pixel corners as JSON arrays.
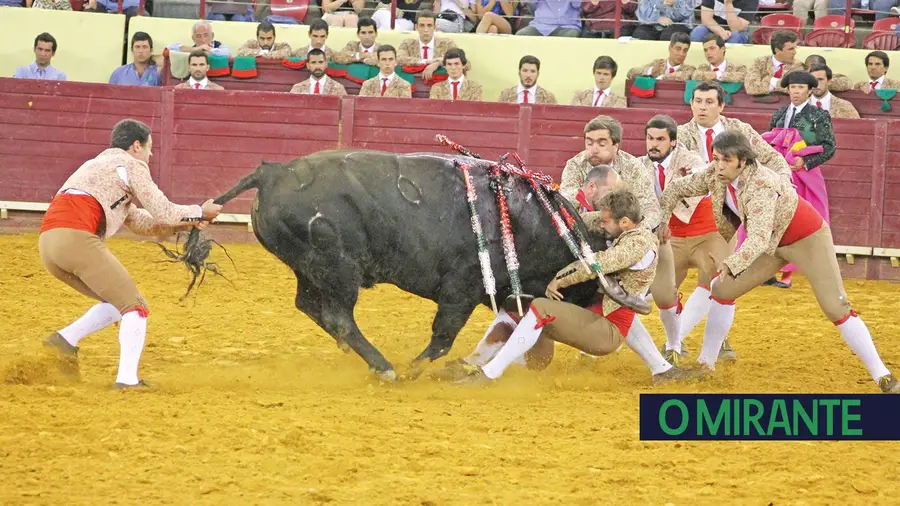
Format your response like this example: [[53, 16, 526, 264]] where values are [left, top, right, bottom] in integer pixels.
[[213, 165, 263, 206]]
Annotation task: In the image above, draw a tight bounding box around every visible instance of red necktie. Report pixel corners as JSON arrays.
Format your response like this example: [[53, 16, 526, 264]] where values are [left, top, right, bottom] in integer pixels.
[[593, 91, 603, 106], [871, 81, 878, 89], [668, 67, 675, 74], [451, 81, 459, 101], [523, 89, 530, 104], [773, 64, 784, 78], [193, 83, 200, 89], [381, 78, 388, 96], [314, 81, 320, 95], [728, 184, 739, 212], [705, 128, 715, 162], [422, 46, 429, 60], [712, 67, 719, 72], [816, 100, 822, 108], [657, 164, 666, 191]]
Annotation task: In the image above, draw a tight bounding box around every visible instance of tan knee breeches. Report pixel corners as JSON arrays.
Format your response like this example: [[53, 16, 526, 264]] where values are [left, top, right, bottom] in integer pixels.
[[670, 231, 732, 289]]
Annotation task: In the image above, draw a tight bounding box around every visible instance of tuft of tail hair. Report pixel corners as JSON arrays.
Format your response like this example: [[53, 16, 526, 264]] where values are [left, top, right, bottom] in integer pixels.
[[157, 166, 264, 301]]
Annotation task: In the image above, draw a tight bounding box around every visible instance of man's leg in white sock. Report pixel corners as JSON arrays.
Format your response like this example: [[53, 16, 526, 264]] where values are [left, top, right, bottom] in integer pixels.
[[679, 286, 711, 344], [464, 309, 517, 367], [481, 309, 544, 380], [835, 314, 891, 383], [115, 310, 148, 386], [697, 299, 735, 368], [58, 302, 122, 347], [659, 304, 682, 353], [626, 317, 673, 376]]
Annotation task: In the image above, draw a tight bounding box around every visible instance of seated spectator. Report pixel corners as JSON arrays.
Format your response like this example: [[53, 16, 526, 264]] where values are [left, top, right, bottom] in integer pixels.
[[626, 32, 695, 81], [30, 0, 72, 9], [570, 56, 626, 108], [515, 0, 582, 37], [292, 20, 337, 60], [237, 21, 293, 59], [581, 0, 636, 38], [109, 32, 161, 87], [398, 11, 462, 80], [334, 17, 380, 65], [809, 64, 860, 119], [85, 0, 147, 16], [744, 30, 802, 96], [433, 0, 478, 33], [166, 21, 232, 58], [804, 54, 851, 92], [828, 0, 895, 20], [475, 0, 519, 35], [853, 51, 900, 94], [321, 0, 365, 27], [632, 0, 693, 41], [691, 0, 756, 44], [14, 33, 67, 81], [1, 0, 25, 6], [175, 51, 225, 90], [290, 49, 348, 95], [371, 1, 416, 31], [691, 33, 747, 83], [206, 0, 254, 21], [430, 48, 483, 101], [792, 0, 826, 26], [359, 45, 413, 98], [498, 55, 557, 104]]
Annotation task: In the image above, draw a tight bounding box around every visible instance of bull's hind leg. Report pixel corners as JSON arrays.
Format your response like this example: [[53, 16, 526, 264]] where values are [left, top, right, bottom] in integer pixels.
[[293, 273, 349, 353]]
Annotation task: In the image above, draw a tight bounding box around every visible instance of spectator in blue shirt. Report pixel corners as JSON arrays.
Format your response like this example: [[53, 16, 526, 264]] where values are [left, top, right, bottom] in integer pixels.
[[632, 0, 694, 40], [14, 33, 67, 81], [86, 0, 147, 16], [109, 32, 161, 87], [516, 0, 582, 37]]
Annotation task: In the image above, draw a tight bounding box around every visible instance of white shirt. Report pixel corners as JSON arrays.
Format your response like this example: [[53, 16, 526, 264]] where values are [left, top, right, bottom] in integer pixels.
[[869, 75, 885, 89], [418, 37, 435, 64], [592, 87, 611, 107], [308, 75, 328, 95], [783, 101, 808, 128], [652, 153, 672, 198], [188, 76, 210, 89], [378, 72, 395, 88], [725, 175, 741, 216], [810, 92, 832, 111], [448, 75, 465, 99], [769, 56, 787, 91], [698, 120, 726, 163], [356, 43, 377, 61], [517, 83, 538, 104], [711, 59, 727, 81]]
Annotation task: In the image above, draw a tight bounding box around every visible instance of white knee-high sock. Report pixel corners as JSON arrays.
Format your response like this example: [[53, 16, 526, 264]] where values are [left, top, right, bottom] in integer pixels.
[[482, 311, 543, 379], [697, 300, 735, 368], [837, 315, 891, 382], [58, 303, 122, 346], [465, 310, 517, 367], [626, 317, 672, 375], [679, 287, 711, 344], [115, 311, 147, 386], [659, 307, 682, 353]]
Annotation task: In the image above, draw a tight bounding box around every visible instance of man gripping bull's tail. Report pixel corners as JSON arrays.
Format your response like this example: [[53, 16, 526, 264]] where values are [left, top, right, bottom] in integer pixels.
[[170, 149, 651, 381]]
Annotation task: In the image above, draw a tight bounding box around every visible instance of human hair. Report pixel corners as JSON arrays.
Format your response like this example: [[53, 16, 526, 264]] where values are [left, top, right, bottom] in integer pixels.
[[770, 30, 798, 53], [585, 165, 614, 186], [805, 54, 826, 66], [357, 16, 377, 33], [309, 19, 329, 34], [593, 56, 617, 77], [711, 130, 756, 164], [645, 115, 678, 141], [307, 48, 326, 61], [597, 189, 642, 224], [670, 31, 691, 46], [809, 63, 832, 80], [34, 32, 57, 52], [110, 119, 151, 150], [131, 31, 153, 49], [416, 10, 437, 24], [376, 44, 396, 59], [779, 69, 818, 90], [443, 48, 467, 66], [519, 55, 540, 71], [866, 50, 890, 69], [692, 80, 725, 105], [257, 21, 276, 37], [188, 49, 208, 64], [702, 32, 725, 48], [192, 20, 212, 34], [584, 115, 622, 144]]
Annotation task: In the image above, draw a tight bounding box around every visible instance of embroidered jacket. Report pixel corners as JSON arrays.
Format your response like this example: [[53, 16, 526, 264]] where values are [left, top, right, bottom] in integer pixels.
[[626, 59, 696, 82], [637, 145, 708, 223], [569, 89, 627, 108]]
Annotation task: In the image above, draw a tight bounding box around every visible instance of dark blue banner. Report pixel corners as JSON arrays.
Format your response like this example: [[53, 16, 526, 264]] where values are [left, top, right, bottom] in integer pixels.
[[640, 394, 900, 440]]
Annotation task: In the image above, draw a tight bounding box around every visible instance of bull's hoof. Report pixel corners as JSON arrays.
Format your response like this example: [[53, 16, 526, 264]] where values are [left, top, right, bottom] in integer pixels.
[[336, 339, 351, 353], [374, 369, 398, 383]]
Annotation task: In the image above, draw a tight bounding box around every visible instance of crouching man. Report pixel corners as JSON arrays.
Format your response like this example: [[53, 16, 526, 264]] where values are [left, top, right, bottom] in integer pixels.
[[452, 189, 701, 385]]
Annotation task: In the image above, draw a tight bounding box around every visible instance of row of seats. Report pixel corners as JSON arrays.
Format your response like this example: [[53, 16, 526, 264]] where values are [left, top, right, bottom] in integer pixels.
[[753, 13, 900, 48]]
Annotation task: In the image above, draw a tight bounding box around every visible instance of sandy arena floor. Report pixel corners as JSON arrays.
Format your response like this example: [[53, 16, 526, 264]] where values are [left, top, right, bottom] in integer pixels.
[[0, 232, 898, 505]]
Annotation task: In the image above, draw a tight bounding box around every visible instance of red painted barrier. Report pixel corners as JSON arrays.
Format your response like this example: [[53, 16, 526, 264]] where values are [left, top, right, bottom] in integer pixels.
[[1, 78, 898, 279]]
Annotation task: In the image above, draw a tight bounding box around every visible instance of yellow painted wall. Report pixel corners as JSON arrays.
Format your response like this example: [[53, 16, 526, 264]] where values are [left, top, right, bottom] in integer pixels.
[[0, 8, 126, 83], [2, 8, 878, 101]]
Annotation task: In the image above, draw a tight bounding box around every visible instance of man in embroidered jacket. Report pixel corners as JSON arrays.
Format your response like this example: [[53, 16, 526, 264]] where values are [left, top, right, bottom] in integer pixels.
[[659, 130, 900, 393], [626, 32, 696, 82], [744, 30, 803, 96], [429, 48, 483, 101], [38, 119, 223, 389], [236, 21, 293, 59], [691, 33, 747, 83], [497, 55, 557, 104], [289, 49, 348, 96], [809, 64, 860, 119], [359, 45, 413, 98], [174, 51, 225, 90], [333, 17, 380, 65], [570, 56, 627, 108]]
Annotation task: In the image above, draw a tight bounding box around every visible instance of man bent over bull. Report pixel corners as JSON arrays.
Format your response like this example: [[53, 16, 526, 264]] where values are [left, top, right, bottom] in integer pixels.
[[38, 119, 222, 388]]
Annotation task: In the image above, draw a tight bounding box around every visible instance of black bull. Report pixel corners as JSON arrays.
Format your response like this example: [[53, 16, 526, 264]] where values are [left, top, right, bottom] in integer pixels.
[[183, 149, 650, 380]]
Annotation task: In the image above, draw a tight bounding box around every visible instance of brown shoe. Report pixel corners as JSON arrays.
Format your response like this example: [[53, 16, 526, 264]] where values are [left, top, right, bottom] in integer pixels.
[[113, 379, 151, 390], [878, 375, 900, 393], [430, 358, 474, 382], [42, 332, 78, 358], [451, 365, 493, 386], [652, 366, 708, 385]]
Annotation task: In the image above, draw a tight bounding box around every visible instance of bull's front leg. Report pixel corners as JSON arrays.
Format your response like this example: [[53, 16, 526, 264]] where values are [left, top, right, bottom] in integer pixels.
[[405, 300, 477, 380]]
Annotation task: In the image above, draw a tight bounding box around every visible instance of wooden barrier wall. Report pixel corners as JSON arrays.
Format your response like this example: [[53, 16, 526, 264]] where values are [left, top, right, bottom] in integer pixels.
[[1, 78, 898, 280]]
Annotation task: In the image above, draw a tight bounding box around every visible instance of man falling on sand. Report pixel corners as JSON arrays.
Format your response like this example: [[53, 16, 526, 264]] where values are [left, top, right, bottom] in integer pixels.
[[39, 119, 222, 389]]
